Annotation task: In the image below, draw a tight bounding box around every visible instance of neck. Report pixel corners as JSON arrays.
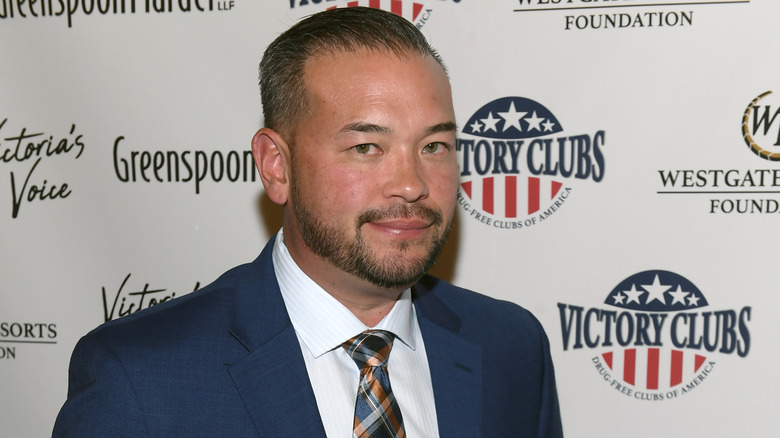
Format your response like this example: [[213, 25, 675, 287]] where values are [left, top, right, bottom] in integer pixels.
[[337, 292, 401, 327], [282, 229, 410, 327], [303, 260, 408, 326]]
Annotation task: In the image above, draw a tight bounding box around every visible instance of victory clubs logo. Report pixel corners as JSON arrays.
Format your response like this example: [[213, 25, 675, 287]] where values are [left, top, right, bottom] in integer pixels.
[[558, 270, 751, 401], [456, 96, 605, 229], [290, 0, 449, 28]]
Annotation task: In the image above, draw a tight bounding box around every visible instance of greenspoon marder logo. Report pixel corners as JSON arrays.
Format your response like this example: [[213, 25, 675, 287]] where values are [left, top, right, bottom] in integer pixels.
[[0, 0, 236, 28], [112, 135, 257, 194], [656, 89, 780, 214]]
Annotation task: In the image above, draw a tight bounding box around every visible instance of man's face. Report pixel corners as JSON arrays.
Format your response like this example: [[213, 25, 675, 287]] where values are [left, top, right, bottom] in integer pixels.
[[285, 49, 459, 290]]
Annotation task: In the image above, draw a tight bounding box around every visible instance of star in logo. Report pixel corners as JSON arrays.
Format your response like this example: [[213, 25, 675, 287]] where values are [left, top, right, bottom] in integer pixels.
[[687, 294, 701, 307], [468, 120, 483, 133], [641, 274, 672, 305], [623, 284, 644, 305], [611, 292, 625, 305], [668, 285, 689, 306], [480, 112, 501, 132], [525, 111, 545, 132], [497, 102, 527, 133], [542, 119, 556, 132]]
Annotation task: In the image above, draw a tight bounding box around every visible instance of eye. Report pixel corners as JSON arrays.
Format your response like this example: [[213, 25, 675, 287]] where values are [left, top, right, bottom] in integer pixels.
[[353, 144, 380, 154], [422, 142, 448, 154]]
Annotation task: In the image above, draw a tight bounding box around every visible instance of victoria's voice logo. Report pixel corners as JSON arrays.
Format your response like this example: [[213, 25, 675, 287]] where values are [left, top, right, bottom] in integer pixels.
[[0, 118, 85, 219], [456, 96, 605, 230], [102, 273, 200, 322], [289, 0, 457, 28], [558, 270, 751, 401]]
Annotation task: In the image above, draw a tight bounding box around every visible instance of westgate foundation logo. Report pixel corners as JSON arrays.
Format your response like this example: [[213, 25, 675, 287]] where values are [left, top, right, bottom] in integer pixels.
[[513, 0, 751, 31], [0, 118, 85, 219], [558, 270, 751, 401], [0, 0, 236, 28], [657, 90, 780, 214], [742, 91, 780, 161], [289, 0, 458, 28], [0, 321, 58, 360], [456, 96, 605, 230]]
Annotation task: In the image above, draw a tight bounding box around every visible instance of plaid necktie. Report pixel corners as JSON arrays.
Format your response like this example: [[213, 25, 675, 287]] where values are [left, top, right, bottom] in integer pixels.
[[342, 330, 406, 438]]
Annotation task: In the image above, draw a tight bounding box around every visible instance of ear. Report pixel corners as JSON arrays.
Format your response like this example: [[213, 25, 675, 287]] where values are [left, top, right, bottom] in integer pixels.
[[251, 128, 291, 205]]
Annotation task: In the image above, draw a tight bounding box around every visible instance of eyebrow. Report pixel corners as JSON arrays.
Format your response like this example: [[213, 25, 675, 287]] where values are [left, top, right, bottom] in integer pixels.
[[425, 121, 458, 136], [340, 121, 458, 136], [341, 122, 391, 134]]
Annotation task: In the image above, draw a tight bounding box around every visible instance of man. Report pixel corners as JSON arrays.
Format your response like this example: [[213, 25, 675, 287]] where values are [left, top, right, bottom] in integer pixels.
[[53, 7, 562, 438]]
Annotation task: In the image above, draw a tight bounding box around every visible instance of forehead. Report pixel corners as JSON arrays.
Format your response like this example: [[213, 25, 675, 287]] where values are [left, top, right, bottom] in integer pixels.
[[306, 47, 444, 78], [300, 49, 454, 124]]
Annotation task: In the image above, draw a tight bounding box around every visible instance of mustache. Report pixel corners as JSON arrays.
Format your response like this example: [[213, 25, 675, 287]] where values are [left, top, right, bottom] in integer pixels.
[[356, 204, 443, 227]]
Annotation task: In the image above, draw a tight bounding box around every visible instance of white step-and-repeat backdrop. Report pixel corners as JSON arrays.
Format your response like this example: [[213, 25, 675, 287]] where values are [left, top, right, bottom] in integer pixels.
[[2, 0, 777, 436]]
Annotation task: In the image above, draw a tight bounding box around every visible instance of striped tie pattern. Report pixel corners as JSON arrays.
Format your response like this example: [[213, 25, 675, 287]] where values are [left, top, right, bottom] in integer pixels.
[[342, 330, 406, 438]]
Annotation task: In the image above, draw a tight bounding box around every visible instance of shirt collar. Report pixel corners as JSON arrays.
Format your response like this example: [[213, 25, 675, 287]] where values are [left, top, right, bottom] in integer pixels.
[[272, 229, 417, 358]]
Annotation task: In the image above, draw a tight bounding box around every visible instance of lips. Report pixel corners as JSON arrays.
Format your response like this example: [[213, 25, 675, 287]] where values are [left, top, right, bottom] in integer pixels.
[[357, 204, 442, 239], [368, 218, 433, 234], [357, 204, 442, 228]]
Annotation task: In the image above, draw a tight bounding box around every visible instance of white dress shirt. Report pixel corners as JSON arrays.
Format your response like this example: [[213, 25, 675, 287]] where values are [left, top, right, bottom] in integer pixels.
[[272, 230, 440, 437]]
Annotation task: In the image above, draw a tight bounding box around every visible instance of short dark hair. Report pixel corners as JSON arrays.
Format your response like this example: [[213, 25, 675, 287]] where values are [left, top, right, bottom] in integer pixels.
[[259, 7, 445, 140]]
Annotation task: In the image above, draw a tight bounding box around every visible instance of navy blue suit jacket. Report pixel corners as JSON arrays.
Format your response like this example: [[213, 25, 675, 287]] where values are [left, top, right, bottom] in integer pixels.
[[53, 238, 563, 437]]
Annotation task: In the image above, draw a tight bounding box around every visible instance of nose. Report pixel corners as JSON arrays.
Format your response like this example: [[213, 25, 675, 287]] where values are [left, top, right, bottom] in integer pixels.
[[381, 151, 429, 203]]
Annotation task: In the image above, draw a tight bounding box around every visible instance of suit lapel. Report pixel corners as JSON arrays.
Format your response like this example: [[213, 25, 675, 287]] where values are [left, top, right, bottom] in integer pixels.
[[227, 325, 326, 437], [414, 278, 483, 438], [225, 237, 327, 438]]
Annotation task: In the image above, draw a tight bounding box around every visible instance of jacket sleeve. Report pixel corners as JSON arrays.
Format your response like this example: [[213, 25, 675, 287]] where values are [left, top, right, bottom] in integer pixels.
[[52, 334, 149, 438], [536, 324, 564, 438]]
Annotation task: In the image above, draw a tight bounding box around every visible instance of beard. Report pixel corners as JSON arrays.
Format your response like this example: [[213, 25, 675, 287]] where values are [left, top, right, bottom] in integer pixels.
[[290, 181, 451, 289]]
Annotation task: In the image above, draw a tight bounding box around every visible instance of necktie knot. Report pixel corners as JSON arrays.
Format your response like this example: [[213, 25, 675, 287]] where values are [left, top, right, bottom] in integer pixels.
[[342, 330, 395, 369]]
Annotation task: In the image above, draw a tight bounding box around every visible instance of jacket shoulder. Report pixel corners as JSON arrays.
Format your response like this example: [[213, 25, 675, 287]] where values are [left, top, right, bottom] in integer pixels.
[[90, 261, 250, 342], [416, 275, 543, 327]]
